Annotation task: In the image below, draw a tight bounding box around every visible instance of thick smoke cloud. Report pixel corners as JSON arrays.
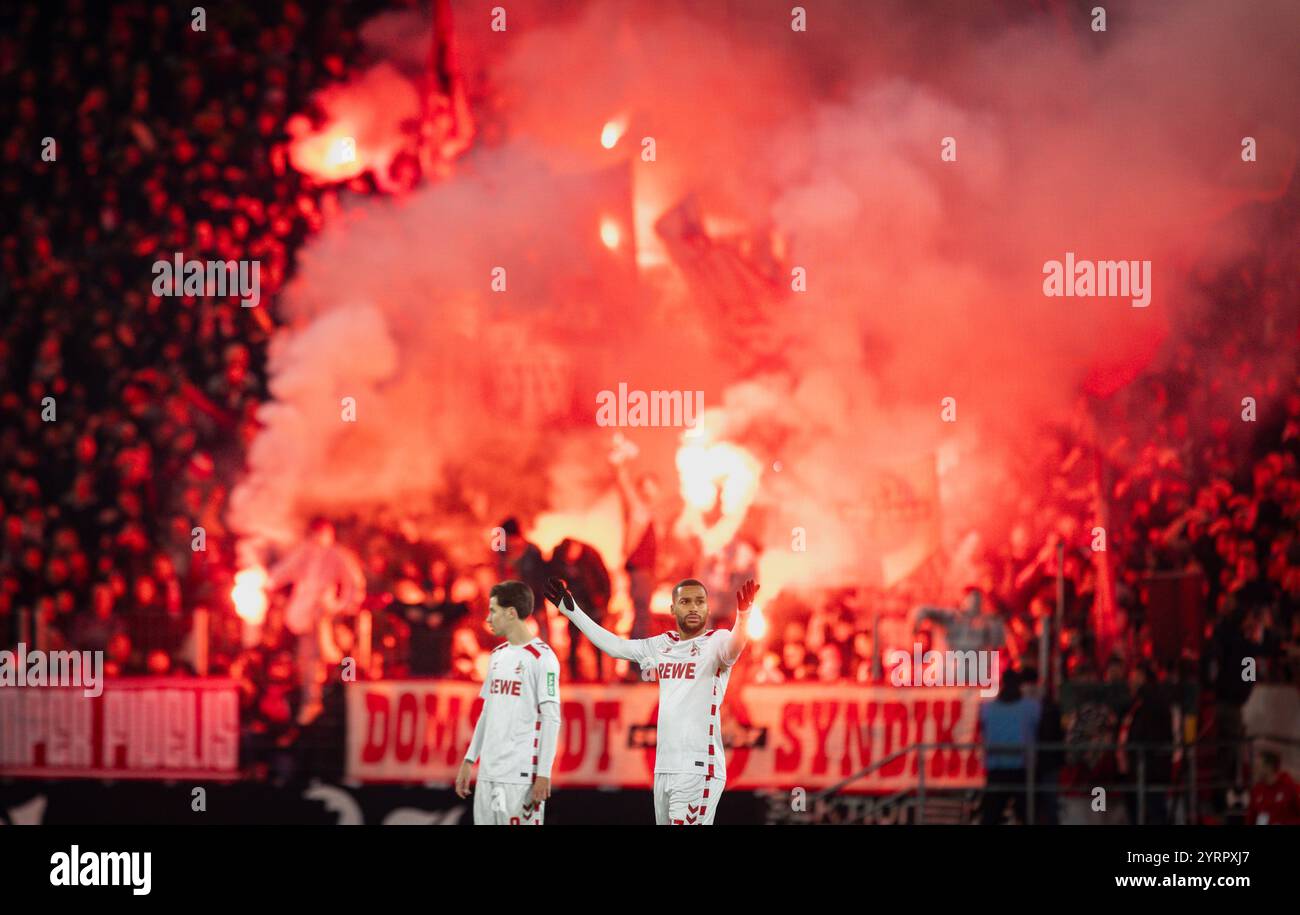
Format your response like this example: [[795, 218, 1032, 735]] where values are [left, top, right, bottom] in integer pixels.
[[230, 0, 1299, 594]]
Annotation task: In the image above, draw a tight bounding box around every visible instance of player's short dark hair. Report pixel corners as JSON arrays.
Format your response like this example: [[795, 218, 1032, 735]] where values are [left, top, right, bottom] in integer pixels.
[[490, 580, 534, 618], [672, 578, 707, 601], [1260, 750, 1281, 770]]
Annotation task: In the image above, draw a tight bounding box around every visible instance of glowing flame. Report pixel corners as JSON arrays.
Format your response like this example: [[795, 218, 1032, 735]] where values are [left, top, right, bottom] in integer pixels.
[[600, 116, 628, 149], [282, 62, 425, 189], [600, 217, 622, 250], [289, 125, 368, 183], [675, 433, 762, 555], [651, 584, 675, 616], [676, 440, 759, 513], [231, 568, 269, 624], [747, 603, 768, 640], [325, 136, 357, 168]]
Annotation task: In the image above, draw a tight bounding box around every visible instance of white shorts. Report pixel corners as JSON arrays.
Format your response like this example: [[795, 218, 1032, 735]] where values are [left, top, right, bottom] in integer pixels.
[[654, 773, 725, 826], [473, 780, 544, 826]]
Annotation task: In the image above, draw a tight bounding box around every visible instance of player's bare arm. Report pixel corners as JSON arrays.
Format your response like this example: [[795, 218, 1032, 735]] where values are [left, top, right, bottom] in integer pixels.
[[455, 759, 474, 799]]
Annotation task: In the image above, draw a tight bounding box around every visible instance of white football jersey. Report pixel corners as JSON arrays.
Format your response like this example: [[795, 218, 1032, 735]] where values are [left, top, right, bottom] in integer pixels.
[[475, 638, 561, 785], [624, 629, 738, 778]]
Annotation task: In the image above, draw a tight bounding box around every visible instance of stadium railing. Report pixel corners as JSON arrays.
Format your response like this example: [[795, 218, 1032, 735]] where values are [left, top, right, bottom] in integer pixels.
[[766, 735, 1300, 825]]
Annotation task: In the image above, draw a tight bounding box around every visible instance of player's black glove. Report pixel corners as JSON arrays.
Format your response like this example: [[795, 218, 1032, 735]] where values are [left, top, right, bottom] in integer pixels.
[[544, 577, 576, 612]]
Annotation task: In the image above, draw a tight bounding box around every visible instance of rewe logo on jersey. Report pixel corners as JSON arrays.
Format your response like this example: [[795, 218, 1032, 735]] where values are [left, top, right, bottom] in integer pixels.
[[489, 679, 522, 695], [656, 662, 697, 680]]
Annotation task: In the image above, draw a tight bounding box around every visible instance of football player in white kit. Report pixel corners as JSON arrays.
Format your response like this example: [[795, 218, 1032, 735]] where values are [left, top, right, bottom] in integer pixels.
[[545, 575, 758, 825], [456, 580, 561, 825]]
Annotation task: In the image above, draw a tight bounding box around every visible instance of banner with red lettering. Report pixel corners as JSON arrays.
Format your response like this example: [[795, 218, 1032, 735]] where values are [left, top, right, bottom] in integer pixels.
[[0, 678, 240, 780], [347, 681, 984, 792]]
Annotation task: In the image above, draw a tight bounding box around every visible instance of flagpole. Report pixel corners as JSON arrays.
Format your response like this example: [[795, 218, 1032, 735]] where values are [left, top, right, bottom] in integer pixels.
[[1051, 541, 1062, 699]]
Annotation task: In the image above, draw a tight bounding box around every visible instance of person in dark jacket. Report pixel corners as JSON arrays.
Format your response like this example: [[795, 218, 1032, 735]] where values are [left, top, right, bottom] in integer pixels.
[[1206, 599, 1268, 802], [1023, 666, 1065, 824], [391, 578, 469, 677], [1118, 663, 1175, 824], [548, 538, 611, 681], [495, 518, 550, 642]]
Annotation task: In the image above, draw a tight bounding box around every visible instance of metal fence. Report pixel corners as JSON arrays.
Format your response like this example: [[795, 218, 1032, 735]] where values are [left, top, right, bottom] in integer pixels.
[[767, 736, 1299, 825]]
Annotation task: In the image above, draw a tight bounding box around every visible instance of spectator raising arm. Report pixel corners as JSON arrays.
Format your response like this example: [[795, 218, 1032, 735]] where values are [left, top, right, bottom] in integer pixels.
[[912, 605, 955, 631], [265, 543, 307, 592]]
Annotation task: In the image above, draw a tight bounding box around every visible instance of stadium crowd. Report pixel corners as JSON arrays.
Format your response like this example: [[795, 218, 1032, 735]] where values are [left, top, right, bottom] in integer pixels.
[[1, 0, 391, 672], [2, 0, 1298, 815]]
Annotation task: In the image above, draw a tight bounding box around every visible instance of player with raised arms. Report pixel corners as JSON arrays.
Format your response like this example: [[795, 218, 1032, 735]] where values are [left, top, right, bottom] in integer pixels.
[[545, 575, 758, 825]]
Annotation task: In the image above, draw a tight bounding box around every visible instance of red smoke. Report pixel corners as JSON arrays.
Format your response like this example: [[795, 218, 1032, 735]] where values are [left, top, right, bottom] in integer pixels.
[[233, 0, 1299, 606]]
